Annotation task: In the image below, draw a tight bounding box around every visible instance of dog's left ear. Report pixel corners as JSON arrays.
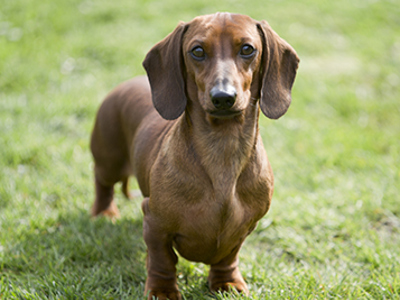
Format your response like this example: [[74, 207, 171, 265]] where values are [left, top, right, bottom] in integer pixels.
[[143, 22, 188, 120], [257, 21, 300, 119]]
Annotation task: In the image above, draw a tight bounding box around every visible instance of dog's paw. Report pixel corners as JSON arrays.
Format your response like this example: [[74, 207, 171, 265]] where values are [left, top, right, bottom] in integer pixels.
[[147, 290, 182, 300], [102, 202, 120, 217], [91, 202, 120, 222], [208, 266, 249, 296], [210, 280, 249, 296]]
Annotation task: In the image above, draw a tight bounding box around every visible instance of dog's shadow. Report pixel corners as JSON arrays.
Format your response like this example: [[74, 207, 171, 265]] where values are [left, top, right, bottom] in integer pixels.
[[55, 209, 148, 291], [3, 201, 244, 299], [3, 203, 148, 297]]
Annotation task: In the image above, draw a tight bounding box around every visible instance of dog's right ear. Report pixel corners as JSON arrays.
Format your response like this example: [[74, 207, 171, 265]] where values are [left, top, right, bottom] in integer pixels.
[[143, 22, 188, 120]]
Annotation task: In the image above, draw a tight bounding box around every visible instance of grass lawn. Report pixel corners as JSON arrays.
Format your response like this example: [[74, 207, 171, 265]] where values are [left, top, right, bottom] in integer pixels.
[[1, 0, 399, 299]]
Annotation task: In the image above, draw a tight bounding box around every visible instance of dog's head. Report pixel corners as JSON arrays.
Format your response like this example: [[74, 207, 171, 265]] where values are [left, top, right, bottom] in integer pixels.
[[143, 13, 299, 121]]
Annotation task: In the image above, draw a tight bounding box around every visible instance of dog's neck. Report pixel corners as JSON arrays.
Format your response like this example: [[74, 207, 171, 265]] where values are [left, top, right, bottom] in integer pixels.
[[181, 99, 261, 198]]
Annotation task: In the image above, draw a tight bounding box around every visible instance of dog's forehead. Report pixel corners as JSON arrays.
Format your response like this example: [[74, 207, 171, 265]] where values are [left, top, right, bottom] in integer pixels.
[[184, 13, 259, 44]]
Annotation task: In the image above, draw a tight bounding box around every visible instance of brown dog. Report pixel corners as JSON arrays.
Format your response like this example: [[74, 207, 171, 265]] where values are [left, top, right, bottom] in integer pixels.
[[90, 13, 299, 299]]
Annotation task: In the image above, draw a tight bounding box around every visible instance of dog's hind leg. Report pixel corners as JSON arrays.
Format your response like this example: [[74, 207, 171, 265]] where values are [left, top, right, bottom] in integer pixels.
[[90, 95, 133, 219], [92, 176, 120, 218]]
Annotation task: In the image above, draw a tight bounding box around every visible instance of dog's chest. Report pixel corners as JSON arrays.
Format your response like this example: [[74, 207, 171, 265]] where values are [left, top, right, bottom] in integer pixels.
[[150, 128, 272, 264], [172, 179, 268, 264]]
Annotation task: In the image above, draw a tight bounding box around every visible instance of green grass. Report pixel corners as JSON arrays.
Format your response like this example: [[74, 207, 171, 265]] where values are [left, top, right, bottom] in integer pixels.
[[1, 0, 399, 298]]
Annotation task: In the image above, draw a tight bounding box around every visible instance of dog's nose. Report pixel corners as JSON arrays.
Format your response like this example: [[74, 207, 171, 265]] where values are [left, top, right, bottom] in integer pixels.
[[210, 87, 237, 110]]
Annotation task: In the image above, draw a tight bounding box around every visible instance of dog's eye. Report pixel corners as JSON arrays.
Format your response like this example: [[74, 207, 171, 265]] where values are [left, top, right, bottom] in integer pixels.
[[240, 44, 255, 58], [191, 46, 206, 60]]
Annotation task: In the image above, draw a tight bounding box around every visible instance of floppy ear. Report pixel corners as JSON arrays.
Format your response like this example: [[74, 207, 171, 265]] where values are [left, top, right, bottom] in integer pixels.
[[142, 22, 188, 120], [257, 21, 299, 119]]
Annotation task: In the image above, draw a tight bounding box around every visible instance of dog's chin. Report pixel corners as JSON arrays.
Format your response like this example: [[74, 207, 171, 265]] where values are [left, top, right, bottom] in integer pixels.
[[207, 110, 242, 120]]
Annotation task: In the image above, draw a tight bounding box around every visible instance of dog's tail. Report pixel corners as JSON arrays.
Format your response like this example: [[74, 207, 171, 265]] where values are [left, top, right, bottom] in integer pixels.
[[122, 177, 131, 199]]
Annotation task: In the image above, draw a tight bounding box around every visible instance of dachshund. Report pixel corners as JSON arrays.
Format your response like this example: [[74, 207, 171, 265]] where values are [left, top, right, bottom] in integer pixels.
[[90, 12, 299, 300]]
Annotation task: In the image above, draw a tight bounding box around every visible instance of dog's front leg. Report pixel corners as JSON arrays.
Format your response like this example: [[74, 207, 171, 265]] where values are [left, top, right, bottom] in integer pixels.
[[208, 245, 249, 296], [142, 197, 181, 300]]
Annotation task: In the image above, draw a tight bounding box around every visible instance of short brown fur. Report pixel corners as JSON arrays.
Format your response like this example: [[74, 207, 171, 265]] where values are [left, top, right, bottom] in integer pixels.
[[90, 13, 299, 299]]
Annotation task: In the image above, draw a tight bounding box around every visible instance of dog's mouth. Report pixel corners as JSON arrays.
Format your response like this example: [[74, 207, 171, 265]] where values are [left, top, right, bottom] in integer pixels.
[[208, 110, 242, 119]]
